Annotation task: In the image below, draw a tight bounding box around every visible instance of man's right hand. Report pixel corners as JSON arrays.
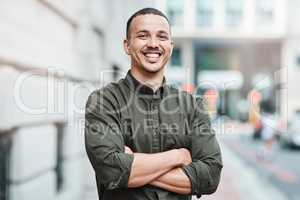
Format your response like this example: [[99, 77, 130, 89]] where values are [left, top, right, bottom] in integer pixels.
[[125, 146, 134, 154], [177, 148, 192, 166]]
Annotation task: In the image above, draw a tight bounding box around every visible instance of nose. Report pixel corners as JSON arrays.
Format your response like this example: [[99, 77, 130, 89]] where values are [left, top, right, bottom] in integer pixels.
[[147, 37, 159, 48]]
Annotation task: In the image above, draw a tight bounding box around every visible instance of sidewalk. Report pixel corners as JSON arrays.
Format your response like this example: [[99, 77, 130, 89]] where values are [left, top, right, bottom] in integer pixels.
[[197, 141, 288, 200]]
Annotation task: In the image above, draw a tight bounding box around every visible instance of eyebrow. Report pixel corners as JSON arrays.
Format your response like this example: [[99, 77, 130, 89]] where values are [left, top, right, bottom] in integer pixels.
[[135, 30, 169, 35], [157, 30, 169, 35], [136, 30, 149, 34]]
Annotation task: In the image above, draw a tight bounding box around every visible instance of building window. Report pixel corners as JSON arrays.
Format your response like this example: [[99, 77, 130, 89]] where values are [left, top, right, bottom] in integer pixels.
[[196, 0, 214, 27], [255, 0, 273, 25], [0, 133, 12, 200], [167, 0, 184, 26], [296, 55, 300, 68], [55, 123, 65, 193], [195, 46, 230, 71], [225, 0, 244, 27], [170, 47, 182, 67]]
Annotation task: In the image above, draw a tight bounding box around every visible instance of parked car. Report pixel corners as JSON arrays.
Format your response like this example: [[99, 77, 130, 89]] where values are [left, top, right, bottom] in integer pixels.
[[279, 110, 300, 149]]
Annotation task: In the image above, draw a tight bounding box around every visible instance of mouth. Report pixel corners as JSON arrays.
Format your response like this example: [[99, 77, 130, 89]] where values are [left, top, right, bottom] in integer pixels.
[[142, 51, 162, 63]]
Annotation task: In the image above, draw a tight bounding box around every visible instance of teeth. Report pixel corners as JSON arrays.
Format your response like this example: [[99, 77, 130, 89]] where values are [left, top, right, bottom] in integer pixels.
[[145, 53, 160, 58]]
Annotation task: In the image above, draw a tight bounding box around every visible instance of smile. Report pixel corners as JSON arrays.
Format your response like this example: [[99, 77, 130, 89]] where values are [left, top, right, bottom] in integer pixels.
[[142, 51, 162, 61], [144, 53, 161, 58]]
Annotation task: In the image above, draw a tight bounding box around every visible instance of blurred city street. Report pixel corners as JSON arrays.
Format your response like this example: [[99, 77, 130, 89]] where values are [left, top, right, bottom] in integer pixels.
[[221, 135, 300, 200], [198, 122, 300, 200]]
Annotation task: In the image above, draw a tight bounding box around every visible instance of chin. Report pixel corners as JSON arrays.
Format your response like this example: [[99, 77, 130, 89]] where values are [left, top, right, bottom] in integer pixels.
[[142, 66, 163, 73], [141, 62, 164, 73]]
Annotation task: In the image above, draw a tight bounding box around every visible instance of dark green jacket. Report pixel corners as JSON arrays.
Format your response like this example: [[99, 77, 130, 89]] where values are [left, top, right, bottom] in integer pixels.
[[85, 71, 222, 200]]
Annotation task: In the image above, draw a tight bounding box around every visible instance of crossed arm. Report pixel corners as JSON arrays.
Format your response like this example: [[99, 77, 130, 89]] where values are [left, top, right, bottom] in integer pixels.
[[125, 146, 192, 194], [85, 90, 222, 196], [85, 90, 192, 194]]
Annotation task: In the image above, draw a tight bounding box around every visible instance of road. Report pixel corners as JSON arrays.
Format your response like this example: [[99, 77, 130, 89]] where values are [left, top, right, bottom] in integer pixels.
[[221, 133, 300, 200]]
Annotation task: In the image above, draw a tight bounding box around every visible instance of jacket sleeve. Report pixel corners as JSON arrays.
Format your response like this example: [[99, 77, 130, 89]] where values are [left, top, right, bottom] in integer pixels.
[[182, 97, 223, 197], [85, 89, 134, 190]]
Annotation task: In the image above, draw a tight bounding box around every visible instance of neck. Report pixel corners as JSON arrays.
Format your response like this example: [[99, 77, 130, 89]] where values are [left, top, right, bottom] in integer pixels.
[[131, 67, 164, 91]]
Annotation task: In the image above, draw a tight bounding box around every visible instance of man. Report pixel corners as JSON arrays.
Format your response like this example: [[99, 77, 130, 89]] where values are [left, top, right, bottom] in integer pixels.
[[85, 8, 222, 200]]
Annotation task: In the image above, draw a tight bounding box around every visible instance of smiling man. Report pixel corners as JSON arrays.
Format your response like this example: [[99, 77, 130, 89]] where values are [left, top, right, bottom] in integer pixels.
[[85, 8, 223, 200]]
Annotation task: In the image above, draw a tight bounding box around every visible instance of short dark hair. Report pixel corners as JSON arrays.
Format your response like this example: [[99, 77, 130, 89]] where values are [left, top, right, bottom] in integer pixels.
[[126, 7, 170, 39]]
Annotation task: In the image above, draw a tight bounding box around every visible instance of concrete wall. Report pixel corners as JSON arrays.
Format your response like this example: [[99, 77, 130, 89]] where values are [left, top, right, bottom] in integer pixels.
[[0, 1, 155, 200]]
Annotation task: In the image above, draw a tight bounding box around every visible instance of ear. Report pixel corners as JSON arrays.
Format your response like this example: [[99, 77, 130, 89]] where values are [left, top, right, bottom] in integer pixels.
[[123, 39, 130, 55]]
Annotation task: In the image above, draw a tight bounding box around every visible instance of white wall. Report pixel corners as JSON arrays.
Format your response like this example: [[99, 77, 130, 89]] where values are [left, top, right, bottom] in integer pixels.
[[0, 1, 157, 200], [0, 0, 77, 75]]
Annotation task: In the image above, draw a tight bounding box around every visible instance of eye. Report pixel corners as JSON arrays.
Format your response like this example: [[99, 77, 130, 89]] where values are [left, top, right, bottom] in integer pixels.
[[158, 34, 169, 41], [137, 34, 147, 40]]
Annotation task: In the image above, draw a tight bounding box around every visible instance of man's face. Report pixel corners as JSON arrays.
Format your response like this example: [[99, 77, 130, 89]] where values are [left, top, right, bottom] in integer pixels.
[[124, 14, 173, 74]]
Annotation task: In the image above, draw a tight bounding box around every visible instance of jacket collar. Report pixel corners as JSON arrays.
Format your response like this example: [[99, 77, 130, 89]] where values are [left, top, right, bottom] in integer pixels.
[[125, 70, 166, 99]]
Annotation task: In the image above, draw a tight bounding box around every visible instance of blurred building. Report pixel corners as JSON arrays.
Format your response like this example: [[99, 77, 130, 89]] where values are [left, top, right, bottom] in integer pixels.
[[281, 0, 300, 120], [156, 0, 288, 119], [0, 1, 155, 200]]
